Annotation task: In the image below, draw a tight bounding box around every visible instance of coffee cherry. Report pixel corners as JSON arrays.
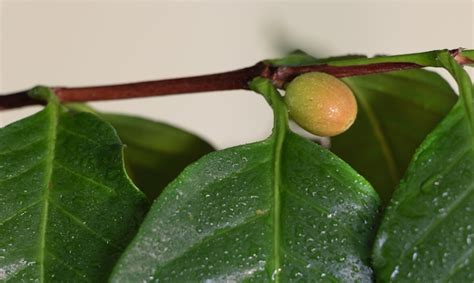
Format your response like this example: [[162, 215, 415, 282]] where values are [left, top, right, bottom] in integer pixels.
[[284, 72, 357, 137]]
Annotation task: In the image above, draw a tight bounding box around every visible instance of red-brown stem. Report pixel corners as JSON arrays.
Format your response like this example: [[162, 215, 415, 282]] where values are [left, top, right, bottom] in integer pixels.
[[269, 62, 419, 88], [53, 62, 421, 101], [52, 62, 268, 103], [0, 49, 468, 110], [0, 92, 46, 110]]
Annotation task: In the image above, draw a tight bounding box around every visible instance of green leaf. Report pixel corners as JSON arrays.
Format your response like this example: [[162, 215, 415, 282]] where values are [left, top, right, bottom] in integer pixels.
[[372, 59, 474, 281], [332, 69, 457, 204], [269, 50, 457, 204], [438, 52, 474, 132], [110, 78, 379, 282], [269, 49, 453, 68], [267, 50, 365, 67], [65, 104, 215, 200], [0, 87, 147, 281], [101, 113, 214, 200], [460, 49, 474, 64], [325, 50, 444, 67]]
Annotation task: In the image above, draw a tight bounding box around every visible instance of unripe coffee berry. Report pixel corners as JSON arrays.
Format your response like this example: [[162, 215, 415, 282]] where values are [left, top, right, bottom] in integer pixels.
[[284, 72, 357, 137]]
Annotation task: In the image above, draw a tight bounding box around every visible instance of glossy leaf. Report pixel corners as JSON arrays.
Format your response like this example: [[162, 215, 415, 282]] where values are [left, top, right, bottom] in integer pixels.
[[372, 56, 474, 281], [270, 50, 457, 204], [110, 78, 379, 282], [101, 113, 214, 200], [65, 104, 215, 200], [438, 52, 474, 129], [0, 88, 147, 281], [333, 69, 457, 204]]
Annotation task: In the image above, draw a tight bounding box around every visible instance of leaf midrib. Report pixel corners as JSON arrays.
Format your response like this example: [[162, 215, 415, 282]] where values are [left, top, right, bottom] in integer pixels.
[[38, 104, 58, 282], [352, 81, 451, 116], [353, 86, 400, 186], [270, 90, 288, 282], [271, 117, 285, 282]]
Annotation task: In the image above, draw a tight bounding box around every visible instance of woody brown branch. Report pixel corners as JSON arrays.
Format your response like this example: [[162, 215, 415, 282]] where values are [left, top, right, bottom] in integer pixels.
[[0, 49, 470, 110]]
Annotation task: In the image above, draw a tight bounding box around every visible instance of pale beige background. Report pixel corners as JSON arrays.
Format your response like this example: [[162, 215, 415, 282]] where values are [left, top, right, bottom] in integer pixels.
[[1, 0, 473, 149]]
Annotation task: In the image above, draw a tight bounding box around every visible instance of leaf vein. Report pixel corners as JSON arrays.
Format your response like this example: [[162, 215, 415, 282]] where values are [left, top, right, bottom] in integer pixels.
[[444, 245, 474, 281], [58, 126, 102, 146], [284, 189, 329, 214], [397, 180, 474, 267], [284, 252, 340, 282], [271, 110, 286, 282], [283, 189, 364, 244], [0, 137, 46, 156], [0, 160, 44, 184], [156, 211, 270, 274], [53, 161, 115, 195], [0, 199, 42, 226], [38, 103, 58, 283], [352, 85, 400, 185], [351, 79, 451, 116], [48, 200, 122, 250], [45, 250, 91, 281]]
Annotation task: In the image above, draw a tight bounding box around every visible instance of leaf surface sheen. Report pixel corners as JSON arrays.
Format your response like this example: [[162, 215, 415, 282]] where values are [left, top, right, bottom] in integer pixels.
[[271, 50, 457, 204], [111, 78, 379, 282], [335, 69, 457, 204], [65, 104, 215, 200], [100, 113, 215, 200], [0, 88, 147, 281], [373, 54, 474, 281]]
